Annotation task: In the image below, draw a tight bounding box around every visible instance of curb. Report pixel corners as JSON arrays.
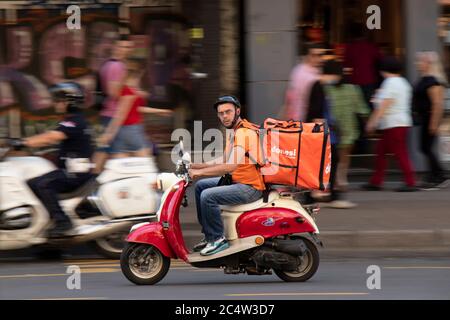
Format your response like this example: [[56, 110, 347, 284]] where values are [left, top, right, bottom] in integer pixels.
[[180, 228, 450, 252], [318, 229, 450, 248]]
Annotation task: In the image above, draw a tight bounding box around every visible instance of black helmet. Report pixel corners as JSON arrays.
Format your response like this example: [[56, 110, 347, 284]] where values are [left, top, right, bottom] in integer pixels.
[[213, 95, 241, 110], [49, 82, 85, 105]]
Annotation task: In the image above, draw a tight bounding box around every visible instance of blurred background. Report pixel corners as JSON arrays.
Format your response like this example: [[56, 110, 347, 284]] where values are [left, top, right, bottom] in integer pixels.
[[0, 0, 449, 172], [1, 2, 450, 300]]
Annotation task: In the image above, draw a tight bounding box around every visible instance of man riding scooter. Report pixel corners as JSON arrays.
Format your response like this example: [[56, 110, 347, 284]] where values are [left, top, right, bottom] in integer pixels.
[[188, 95, 265, 256], [12, 82, 94, 238]]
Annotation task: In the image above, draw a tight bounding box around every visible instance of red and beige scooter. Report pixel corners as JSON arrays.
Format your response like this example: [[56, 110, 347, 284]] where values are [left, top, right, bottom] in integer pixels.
[[120, 142, 322, 285]]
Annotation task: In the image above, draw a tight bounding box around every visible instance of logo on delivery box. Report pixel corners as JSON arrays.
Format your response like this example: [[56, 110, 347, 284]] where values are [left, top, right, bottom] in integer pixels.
[[271, 146, 297, 159]]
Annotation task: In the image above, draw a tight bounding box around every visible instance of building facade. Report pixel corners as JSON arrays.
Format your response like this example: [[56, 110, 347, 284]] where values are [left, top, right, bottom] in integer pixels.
[[243, 0, 450, 170], [1, 0, 449, 169]]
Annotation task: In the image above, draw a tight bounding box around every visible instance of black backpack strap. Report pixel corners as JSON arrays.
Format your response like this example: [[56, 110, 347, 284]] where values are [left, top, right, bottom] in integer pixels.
[[262, 184, 271, 203], [245, 151, 262, 169]]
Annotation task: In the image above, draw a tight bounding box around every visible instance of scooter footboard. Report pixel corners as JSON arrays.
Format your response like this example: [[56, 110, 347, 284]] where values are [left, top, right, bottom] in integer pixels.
[[126, 223, 176, 258]]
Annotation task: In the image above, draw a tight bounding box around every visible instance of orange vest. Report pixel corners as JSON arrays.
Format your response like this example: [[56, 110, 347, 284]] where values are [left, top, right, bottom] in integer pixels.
[[224, 119, 265, 191]]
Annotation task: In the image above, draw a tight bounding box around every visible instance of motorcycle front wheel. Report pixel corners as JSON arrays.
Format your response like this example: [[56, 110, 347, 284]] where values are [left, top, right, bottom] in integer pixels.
[[120, 243, 170, 285]]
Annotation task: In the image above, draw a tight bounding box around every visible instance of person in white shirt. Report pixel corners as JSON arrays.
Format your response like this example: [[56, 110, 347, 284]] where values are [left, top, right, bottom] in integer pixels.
[[363, 57, 418, 192]]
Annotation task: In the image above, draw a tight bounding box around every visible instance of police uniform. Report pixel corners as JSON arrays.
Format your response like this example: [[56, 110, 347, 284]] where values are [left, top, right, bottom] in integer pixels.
[[27, 112, 94, 231]]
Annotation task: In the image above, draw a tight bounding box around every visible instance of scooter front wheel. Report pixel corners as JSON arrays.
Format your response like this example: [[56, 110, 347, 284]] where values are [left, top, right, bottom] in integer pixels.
[[120, 243, 170, 285]]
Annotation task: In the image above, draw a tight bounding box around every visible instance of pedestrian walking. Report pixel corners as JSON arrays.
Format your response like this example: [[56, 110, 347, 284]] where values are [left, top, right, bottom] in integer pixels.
[[343, 23, 382, 110], [99, 58, 172, 158], [317, 59, 370, 208], [413, 51, 449, 189], [92, 35, 133, 171], [323, 60, 370, 191], [280, 42, 324, 121], [363, 57, 417, 192], [343, 23, 383, 155]]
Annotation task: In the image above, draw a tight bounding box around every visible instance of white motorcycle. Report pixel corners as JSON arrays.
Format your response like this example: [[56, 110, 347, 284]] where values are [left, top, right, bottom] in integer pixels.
[[0, 146, 160, 259]]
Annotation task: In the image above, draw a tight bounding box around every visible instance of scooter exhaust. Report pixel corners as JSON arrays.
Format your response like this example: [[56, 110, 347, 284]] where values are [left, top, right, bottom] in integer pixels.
[[263, 239, 308, 256], [251, 239, 309, 272]]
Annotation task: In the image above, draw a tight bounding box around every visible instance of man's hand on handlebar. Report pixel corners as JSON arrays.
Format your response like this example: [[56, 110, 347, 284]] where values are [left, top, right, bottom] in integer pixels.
[[189, 163, 203, 170], [188, 169, 202, 180], [7, 138, 26, 150]]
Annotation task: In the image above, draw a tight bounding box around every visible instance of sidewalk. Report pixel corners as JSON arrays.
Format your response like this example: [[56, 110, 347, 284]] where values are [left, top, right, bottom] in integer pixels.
[[179, 181, 450, 258]]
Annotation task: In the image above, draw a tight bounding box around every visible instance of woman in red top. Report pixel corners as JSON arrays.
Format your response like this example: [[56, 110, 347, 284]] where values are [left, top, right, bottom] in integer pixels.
[[99, 58, 172, 158]]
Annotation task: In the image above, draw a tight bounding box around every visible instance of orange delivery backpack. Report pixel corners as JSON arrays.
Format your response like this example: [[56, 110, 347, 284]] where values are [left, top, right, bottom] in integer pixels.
[[260, 118, 332, 191]]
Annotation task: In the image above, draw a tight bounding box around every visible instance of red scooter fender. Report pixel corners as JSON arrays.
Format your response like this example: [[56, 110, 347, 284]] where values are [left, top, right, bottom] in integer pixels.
[[126, 222, 176, 259]]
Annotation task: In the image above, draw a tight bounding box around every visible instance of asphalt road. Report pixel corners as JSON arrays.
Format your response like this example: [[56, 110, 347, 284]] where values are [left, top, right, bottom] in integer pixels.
[[1, 257, 449, 300]]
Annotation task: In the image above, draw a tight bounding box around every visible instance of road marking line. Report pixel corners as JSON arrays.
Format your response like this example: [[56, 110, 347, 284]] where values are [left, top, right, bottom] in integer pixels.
[[63, 259, 188, 266], [225, 292, 370, 297], [63, 262, 118, 266], [63, 260, 118, 264], [79, 268, 119, 273], [65, 264, 120, 268], [383, 266, 450, 270], [30, 297, 108, 300], [0, 273, 67, 279], [0, 268, 119, 279]]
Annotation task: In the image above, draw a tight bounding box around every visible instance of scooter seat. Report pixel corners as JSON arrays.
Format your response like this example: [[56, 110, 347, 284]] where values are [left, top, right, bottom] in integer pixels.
[[220, 191, 279, 213], [57, 177, 98, 200]]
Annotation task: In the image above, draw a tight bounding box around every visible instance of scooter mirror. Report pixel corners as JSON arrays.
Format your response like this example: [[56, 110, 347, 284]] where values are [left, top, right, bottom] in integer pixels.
[[181, 151, 191, 164], [179, 140, 184, 154]]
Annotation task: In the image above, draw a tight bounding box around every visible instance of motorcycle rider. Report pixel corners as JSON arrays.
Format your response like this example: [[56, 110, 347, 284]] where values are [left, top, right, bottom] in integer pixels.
[[19, 82, 94, 238], [188, 95, 265, 256]]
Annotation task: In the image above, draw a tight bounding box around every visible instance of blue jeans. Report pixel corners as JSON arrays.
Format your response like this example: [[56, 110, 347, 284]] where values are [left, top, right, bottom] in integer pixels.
[[112, 124, 150, 154], [195, 177, 263, 242]]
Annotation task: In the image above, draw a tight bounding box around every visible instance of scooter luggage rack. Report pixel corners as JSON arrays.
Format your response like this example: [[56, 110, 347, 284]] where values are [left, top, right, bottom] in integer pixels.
[[266, 184, 310, 198], [264, 185, 320, 215]]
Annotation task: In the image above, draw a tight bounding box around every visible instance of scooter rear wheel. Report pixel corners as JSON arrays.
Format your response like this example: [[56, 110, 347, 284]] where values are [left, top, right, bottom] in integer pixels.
[[273, 237, 319, 282], [120, 243, 170, 285]]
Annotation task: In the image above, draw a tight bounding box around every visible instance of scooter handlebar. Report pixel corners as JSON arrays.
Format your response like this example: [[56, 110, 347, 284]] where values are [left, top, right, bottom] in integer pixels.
[[6, 138, 25, 151], [175, 160, 193, 185]]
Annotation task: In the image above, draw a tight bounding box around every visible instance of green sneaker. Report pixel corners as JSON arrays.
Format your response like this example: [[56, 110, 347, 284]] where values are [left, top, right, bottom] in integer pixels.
[[200, 237, 229, 256]]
